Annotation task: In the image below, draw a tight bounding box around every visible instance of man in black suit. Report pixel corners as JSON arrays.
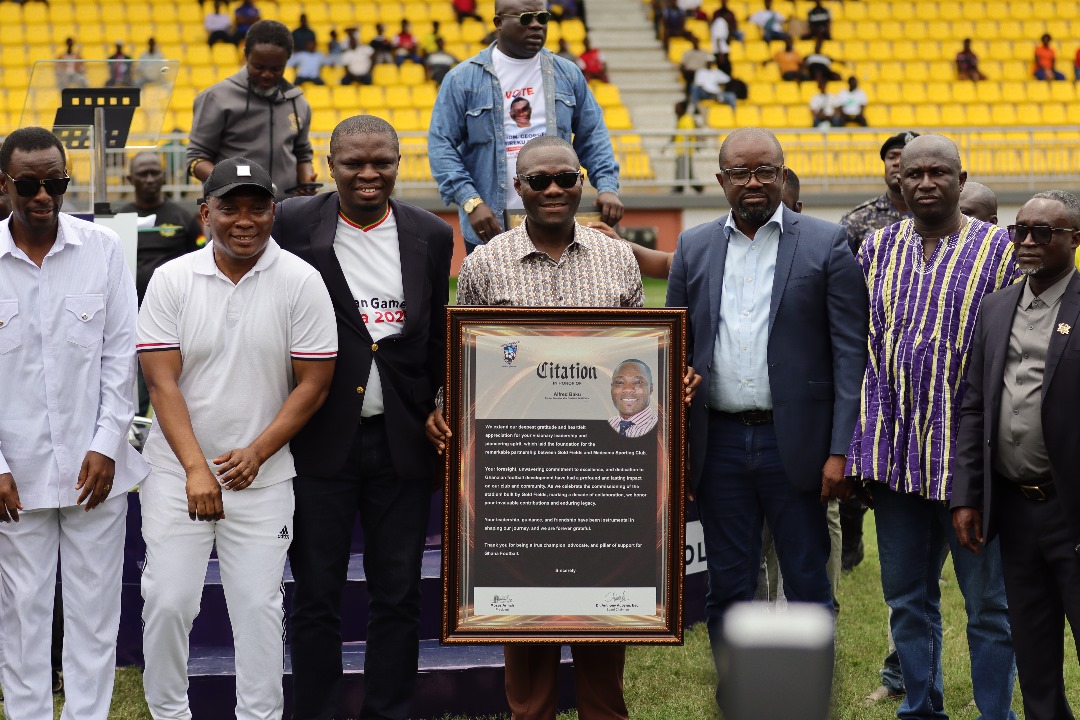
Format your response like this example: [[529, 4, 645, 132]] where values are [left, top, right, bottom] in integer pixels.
[[272, 115, 453, 720], [952, 190, 1080, 720], [665, 127, 868, 703]]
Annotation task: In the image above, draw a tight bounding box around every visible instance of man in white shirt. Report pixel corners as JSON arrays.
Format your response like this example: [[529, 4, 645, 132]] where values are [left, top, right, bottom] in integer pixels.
[[691, 61, 737, 111], [340, 31, 375, 85], [834, 76, 868, 127], [809, 80, 838, 127], [0, 126, 149, 720], [137, 158, 337, 720], [748, 0, 790, 42]]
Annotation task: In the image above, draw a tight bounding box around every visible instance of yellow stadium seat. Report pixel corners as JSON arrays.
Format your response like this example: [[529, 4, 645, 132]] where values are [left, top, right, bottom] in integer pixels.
[[560, 19, 586, 43], [398, 62, 426, 86], [1031, 1, 1057, 20], [358, 85, 386, 109], [864, 106, 888, 126], [926, 21, 951, 42], [774, 83, 800, 104], [460, 19, 486, 44], [390, 108, 421, 131], [429, 3, 455, 23], [867, 3, 891, 21], [990, 104, 1017, 125], [966, 103, 991, 125], [975, 82, 1002, 103], [1015, 103, 1043, 125], [892, 41, 917, 62], [50, 4, 76, 24], [604, 106, 633, 131], [919, 105, 943, 127], [706, 104, 734, 129], [303, 84, 332, 109], [1, 47, 27, 69], [951, 83, 977, 104], [752, 83, 777, 105], [923, 81, 951, 104], [1067, 104, 1080, 126], [591, 83, 622, 108], [878, 62, 904, 82], [734, 105, 760, 127], [760, 106, 788, 128], [905, 84, 929, 104], [972, 20, 999, 42], [914, 42, 944, 63], [1049, 82, 1076, 103], [410, 84, 438, 110], [211, 43, 241, 67], [1041, 103, 1067, 125], [385, 86, 412, 109], [372, 64, 400, 86], [951, 20, 976, 40], [840, 2, 867, 21]]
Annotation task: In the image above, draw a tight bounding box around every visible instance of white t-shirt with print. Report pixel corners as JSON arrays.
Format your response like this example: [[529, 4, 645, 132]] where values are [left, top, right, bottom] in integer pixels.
[[333, 206, 405, 416], [492, 47, 547, 209]]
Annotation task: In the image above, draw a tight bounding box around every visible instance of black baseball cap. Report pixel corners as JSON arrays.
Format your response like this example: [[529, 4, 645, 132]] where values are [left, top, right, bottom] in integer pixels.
[[202, 157, 276, 200], [879, 131, 920, 161]]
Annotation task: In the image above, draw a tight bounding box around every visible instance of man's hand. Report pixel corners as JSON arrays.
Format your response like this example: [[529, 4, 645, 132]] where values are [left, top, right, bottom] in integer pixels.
[[819, 454, 852, 503], [596, 191, 624, 227], [467, 202, 502, 243], [0, 473, 23, 523], [187, 465, 225, 521], [292, 166, 319, 196], [76, 450, 116, 511], [683, 366, 701, 404], [585, 220, 620, 240], [213, 447, 264, 491], [425, 407, 452, 455], [952, 507, 984, 554]]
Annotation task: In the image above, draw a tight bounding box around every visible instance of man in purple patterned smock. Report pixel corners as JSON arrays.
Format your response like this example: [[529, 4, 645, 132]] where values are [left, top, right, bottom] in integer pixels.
[[847, 135, 1020, 720]]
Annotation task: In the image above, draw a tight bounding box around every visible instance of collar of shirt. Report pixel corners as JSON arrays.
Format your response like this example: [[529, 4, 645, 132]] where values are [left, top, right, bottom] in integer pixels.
[[723, 201, 785, 242], [0, 214, 81, 260], [195, 236, 282, 278], [510, 220, 594, 262], [1019, 270, 1073, 310]]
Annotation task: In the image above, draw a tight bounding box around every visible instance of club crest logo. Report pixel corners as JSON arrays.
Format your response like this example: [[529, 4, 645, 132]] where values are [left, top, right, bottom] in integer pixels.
[[502, 342, 519, 366]]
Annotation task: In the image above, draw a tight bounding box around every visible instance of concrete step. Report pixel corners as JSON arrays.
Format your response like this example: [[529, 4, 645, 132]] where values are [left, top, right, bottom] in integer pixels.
[[600, 47, 670, 66], [187, 641, 576, 720], [587, 31, 660, 48]]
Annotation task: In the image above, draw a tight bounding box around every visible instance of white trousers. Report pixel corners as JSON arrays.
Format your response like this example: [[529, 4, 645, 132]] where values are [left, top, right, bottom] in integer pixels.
[[0, 494, 127, 720], [140, 470, 293, 720]]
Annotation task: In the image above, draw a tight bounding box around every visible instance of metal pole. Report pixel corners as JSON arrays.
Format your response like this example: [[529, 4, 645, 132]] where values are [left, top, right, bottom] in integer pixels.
[[93, 106, 110, 216]]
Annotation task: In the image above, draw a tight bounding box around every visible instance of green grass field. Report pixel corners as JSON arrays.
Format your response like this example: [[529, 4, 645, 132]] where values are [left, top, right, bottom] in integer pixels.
[[7, 519, 1077, 720]]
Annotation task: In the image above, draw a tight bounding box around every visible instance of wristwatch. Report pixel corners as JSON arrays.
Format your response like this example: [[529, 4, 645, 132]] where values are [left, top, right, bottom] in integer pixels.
[[462, 196, 484, 214]]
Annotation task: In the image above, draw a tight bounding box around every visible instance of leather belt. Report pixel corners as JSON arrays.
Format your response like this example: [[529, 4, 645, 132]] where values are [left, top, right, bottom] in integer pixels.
[[717, 409, 774, 426], [994, 473, 1055, 502]]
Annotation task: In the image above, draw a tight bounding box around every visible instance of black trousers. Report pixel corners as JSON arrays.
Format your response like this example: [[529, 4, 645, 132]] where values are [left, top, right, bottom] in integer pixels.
[[288, 419, 432, 720], [995, 486, 1080, 720]]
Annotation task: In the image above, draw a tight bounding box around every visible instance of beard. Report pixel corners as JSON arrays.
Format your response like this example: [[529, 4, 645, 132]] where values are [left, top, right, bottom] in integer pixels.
[[735, 202, 778, 227]]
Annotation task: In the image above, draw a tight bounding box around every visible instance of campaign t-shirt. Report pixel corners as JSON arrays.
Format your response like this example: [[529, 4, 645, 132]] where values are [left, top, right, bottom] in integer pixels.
[[334, 206, 404, 417], [492, 47, 546, 210]]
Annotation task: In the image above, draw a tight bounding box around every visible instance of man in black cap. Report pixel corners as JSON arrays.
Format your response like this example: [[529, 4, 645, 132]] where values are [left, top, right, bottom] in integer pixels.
[[136, 157, 337, 720]]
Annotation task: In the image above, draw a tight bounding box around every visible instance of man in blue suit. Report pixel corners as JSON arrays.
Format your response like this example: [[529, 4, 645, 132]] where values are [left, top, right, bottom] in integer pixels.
[[666, 128, 868, 681]]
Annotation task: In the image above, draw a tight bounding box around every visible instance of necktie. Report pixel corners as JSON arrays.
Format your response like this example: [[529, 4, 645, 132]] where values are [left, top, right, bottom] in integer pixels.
[[619, 420, 634, 436]]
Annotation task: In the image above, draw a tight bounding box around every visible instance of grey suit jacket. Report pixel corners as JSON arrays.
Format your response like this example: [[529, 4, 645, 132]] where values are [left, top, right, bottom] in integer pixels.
[[667, 206, 869, 492], [952, 271, 1080, 545]]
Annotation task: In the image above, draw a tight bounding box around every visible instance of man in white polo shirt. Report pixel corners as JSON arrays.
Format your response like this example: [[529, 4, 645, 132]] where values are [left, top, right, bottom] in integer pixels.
[[136, 157, 337, 720]]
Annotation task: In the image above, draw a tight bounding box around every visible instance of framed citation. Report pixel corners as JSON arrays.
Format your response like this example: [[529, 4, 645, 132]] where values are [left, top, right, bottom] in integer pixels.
[[442, 307, 686, 644]]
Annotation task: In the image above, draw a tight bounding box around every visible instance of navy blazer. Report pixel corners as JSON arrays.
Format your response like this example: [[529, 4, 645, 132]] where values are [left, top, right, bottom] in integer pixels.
[[667, 206, 869, 492], [273, 193, 454, 482], [952, 271, 1080, 545]]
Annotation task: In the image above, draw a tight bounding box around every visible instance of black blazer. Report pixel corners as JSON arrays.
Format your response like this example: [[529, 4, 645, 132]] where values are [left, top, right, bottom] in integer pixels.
[[952, 270, 1080, 544], [273, 193, 454, 482], [666, 207, 869, 492]]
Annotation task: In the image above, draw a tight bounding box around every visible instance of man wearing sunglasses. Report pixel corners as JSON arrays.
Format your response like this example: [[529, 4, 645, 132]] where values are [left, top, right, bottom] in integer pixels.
[[429, 0, 622, 254], [0, 126, 149, 720], [848, 134, 1020, 720], [952, 190, 1080, 720], [666, 127, 867, 710], [429, 135, 699, 720]]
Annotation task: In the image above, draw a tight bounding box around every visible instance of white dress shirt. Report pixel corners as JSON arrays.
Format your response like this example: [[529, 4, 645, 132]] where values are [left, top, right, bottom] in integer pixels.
[[0, 213, 148, 510]]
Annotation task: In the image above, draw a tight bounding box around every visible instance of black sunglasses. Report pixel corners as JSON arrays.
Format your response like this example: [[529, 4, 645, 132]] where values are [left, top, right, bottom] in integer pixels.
[[3, 173, 71, 198], [518, 171, 582, 191], [1007, 224, 1080, 245], [498, 10, 552, 25]]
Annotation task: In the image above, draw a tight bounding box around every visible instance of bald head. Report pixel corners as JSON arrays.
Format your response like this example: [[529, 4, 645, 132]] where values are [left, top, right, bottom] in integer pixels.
[[958, 181, 997, 224], [899, 134, 962, 175], [718, 127, 784, 167]]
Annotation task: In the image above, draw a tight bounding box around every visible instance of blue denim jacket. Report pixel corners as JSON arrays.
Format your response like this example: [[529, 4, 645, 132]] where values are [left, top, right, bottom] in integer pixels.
[[428, 45, 620, 248]]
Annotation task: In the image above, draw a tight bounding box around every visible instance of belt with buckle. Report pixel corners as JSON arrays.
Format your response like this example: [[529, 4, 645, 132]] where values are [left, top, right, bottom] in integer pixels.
[[718, 409, 774, 426], [996, 473, 1055, 502]]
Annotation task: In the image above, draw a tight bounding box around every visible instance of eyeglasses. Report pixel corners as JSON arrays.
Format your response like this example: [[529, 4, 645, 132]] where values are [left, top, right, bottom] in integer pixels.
[[518, 171, 581, 191], [498, 10, 552, 25], [3, 173, 71, 198], [1006, 224, 1080, 245], [718, 165, 783, 186]]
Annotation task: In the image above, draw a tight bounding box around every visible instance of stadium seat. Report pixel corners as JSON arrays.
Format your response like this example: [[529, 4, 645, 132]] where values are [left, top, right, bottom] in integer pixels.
[[604, 106, 633, 131], [706, 104, 734, 130]]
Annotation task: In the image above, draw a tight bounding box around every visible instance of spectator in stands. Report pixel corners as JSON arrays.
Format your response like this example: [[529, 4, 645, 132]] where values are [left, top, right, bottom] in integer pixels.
[[748, 0, 790, 43], [428, 0, 623, 254], [340, 31, 374, 85], [764, 37, 803, 81], [956, 38, 987, 81], [709, 9, 730, 63], [55, 37, 88, 88], [420, 21, 443, 56], [291, 14, 316, 55], [803, 0, 831, 41], [809, 79, 836, 127], [106, 42, 135, 87], [680, 36, 714, 100], [187, 20, 317, 200], [289, 39, 328, 85], [1034, 34, 1065, 81], [136, 38, 165, 87], [452, 0, 483, 24], [805, 38, 842, 83], [691, 60, 737, 111], [117, 152, 204, 415], [550, 0, 580, 20], [673, 100, 703, 193], [371, 23, 395, 65], [676, 0, 704, 19], [556, 39, 584, 68], [424, 38, 458, 86], [713, 1, 743, 42], [579, 36, 608, 82], [661, 0, 696, 51], [327, 30, 344, 65], [205, 1, 234, 46], [834, 76, 867, 126], [233, 0, 261, 42], [393, 20, 422, 66]]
